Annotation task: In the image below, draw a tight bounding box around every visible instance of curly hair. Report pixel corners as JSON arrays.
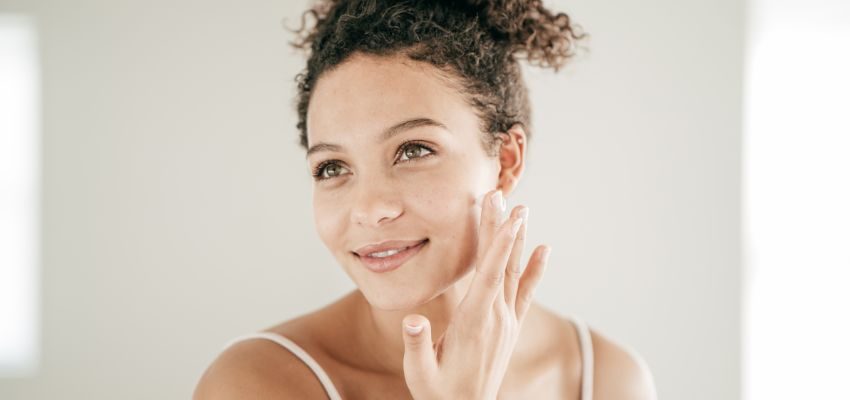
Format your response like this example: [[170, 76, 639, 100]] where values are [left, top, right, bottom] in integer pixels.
[[290, 0, 586, 156]]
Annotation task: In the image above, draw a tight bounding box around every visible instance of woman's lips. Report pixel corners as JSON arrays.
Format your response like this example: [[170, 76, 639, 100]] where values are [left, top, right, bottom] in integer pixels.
[[356, 239, 428, 273]]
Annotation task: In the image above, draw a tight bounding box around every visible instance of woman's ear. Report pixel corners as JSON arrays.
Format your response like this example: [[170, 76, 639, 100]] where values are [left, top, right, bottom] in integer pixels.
[[496, 123, 527, 197]]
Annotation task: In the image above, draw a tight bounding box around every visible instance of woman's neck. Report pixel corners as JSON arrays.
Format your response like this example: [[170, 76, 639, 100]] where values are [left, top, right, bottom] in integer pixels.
[[352, 271, 476, 379]]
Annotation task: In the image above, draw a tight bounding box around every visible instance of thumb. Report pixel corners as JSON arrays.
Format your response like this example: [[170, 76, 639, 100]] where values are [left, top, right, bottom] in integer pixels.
[[401, 314, 437, 387]]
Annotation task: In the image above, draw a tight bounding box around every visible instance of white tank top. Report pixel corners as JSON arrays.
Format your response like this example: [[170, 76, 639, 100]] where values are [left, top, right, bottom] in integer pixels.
[[222, 314, 594, 400]]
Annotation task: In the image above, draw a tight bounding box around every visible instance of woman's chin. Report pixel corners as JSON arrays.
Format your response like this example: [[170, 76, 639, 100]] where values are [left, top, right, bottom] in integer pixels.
[[358, 285, 435, 311]]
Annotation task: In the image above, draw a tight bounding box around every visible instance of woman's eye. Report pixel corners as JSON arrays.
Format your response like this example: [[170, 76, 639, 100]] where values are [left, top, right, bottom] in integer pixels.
[[313, 161, 349, 181], [312, 143, 434, 182], [398, 143, 434, 162]]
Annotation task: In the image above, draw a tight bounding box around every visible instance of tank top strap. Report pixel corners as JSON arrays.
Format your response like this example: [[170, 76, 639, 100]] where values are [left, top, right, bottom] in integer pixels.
[[226, 319, 593, 400], [565, 314, 595, 400], [223, 332, 342, 400]]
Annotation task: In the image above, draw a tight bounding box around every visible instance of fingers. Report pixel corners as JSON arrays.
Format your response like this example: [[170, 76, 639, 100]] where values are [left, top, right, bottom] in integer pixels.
[[504, 206, 528, 310], [476, 189, 506, 271], [515, 245, 551, 322], [461, 207, 525, 319], [402, 314, 437, 389]]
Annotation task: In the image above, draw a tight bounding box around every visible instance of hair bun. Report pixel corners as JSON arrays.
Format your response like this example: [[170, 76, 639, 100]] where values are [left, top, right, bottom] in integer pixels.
[[468, 0, 586, 70]]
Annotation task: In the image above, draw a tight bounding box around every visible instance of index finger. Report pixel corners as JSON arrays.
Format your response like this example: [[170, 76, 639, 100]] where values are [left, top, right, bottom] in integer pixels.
[[476, 189, 506, 271], [459, 206, 525, 321]]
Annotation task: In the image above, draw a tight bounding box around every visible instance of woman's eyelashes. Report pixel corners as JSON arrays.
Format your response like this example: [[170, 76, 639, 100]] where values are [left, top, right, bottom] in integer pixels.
[[311, 141, 437, 182], [312, 159, 348, 180], [396, 140, 435, 163]]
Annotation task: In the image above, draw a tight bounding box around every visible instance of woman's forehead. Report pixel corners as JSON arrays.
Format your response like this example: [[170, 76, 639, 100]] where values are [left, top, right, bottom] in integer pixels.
[[306, 53, 474, 146]]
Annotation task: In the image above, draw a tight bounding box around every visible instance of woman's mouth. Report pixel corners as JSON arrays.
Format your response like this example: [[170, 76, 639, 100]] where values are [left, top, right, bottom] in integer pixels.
[[355, 239, 428, 273]]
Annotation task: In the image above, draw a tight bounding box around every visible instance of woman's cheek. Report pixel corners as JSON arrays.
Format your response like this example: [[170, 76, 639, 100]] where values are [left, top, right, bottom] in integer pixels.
[[312, 197, 346, 249], [418, 183, 479, 244]]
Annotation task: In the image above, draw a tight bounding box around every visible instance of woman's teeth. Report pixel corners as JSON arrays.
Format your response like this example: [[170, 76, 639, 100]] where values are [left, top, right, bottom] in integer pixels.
[[368, 247, 408, 258]]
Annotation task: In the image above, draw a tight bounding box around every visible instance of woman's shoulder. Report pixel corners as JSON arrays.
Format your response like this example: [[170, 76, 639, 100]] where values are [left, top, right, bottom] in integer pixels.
[[587, 325, 658, 400], [547, 307, 657, 400], [192, 334, 324, 399], [526, 304, 657, 400], [192, 311, 337, 399]]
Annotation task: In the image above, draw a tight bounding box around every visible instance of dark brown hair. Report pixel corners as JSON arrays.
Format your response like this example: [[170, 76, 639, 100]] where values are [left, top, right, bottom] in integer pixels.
[[290, 0, 586, 155]]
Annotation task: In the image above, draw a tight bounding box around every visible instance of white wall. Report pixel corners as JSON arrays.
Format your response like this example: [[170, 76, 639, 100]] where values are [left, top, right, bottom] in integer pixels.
[[0, 0, 741, 398]]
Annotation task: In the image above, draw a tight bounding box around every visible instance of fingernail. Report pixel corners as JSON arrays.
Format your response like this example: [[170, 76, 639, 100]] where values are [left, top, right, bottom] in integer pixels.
[[491, 190, 503, 210], [541, 246, 552, 263], [405, 323, 424, 335], [519, 207, 529, 222], [511, 218, 522, 236]]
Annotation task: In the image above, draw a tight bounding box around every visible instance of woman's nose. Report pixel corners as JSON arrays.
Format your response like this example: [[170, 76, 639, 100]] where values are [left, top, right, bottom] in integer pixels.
[[349, 183, 403, 227]]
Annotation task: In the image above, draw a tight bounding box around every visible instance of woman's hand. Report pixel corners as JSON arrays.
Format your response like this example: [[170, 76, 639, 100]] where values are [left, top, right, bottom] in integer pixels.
[[401, 189, 552, 400]]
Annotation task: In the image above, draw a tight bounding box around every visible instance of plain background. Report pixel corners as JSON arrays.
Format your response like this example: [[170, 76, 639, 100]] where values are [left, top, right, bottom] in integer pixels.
[[0, 0, 741, 398]]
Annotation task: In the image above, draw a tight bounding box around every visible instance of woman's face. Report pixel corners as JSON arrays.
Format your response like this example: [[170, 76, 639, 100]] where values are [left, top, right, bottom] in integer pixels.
[[306, 53, 502, 310]]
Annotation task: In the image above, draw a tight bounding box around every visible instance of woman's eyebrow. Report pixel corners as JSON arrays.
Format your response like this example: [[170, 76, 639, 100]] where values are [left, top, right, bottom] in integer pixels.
[[380, 117, 448, 141], [305, 117, 448, 159]]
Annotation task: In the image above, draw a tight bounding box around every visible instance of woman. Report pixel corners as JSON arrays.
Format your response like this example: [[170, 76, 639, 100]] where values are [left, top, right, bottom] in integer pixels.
[[194, 0, 657, 398]]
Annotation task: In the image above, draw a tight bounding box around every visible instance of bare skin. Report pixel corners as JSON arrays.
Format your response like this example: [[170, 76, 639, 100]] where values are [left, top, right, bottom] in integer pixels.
[[194, 295, 655, 399], [255, 294, 589, 399], [193, 52, 657, 399]]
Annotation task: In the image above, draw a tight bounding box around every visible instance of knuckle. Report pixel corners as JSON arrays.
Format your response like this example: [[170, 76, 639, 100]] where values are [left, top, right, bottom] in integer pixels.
[[519, 289, 536, 306], [494, 304, 511, 323], [483, 270, 505, 287], [406, 335, 428, 347], [498, 231, 515, 250], [516, 227, 527, 241], [515, 222, 527, 240]]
